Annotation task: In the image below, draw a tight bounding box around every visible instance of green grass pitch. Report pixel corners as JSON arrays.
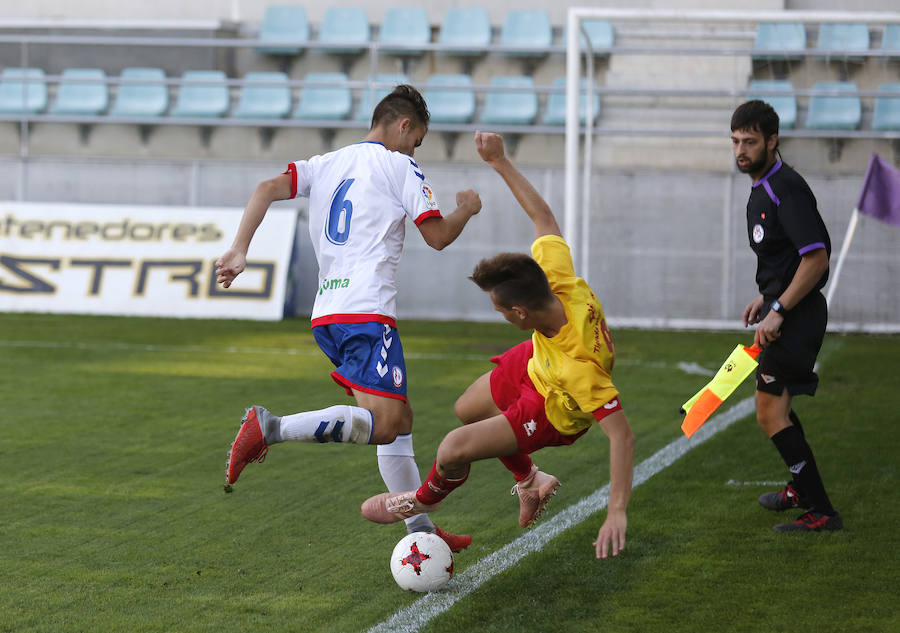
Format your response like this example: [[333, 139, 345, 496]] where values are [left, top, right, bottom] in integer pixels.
[[1, 313, 897, 633]]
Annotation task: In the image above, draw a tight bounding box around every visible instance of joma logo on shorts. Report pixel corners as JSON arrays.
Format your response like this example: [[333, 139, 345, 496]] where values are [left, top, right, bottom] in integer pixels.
[[318, 277, 350, 294]]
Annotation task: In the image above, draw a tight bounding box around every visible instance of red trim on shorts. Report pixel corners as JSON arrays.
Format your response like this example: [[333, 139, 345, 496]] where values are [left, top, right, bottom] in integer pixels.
[[592, 397, 623, 421], [414, 209, 442, 226], [310, 313, 397, 329], [330, 371, 408, 402], [283, 163, 298, 199]]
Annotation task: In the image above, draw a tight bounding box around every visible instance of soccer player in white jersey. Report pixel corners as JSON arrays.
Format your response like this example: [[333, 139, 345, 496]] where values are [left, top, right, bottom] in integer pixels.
[[216, 85, 482, 552]]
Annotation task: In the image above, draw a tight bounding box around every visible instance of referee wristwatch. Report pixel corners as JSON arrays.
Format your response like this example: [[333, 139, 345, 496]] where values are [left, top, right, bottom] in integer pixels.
[[771, 299, 788, 315]]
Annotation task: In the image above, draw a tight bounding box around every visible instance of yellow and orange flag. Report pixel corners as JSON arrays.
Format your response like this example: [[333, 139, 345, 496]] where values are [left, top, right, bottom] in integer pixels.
[[680, 344, 761, 438]]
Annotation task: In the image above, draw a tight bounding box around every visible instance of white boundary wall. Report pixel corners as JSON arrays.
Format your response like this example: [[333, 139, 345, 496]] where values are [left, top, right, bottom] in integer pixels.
[[5, 156, 898, 332]]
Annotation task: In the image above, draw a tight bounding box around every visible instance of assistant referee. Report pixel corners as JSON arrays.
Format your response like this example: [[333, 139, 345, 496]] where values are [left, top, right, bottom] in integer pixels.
[[729, 100, 842, 532]]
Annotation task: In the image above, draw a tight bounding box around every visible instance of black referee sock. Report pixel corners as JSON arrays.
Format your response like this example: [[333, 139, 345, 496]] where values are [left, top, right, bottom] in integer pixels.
[[785, 411, 806, 490], [771, 425, 836, 516], [788, 409, 805, 438]]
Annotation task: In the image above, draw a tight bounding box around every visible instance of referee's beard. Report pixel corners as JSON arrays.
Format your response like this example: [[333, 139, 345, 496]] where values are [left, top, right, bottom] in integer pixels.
[[736, 148, 773, 176], [734, 146, 777, 176]]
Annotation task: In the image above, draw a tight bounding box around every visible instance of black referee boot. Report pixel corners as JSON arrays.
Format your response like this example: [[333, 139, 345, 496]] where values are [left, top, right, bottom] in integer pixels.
[[758, 482, 809, 511], [773, 510, 843, 532]]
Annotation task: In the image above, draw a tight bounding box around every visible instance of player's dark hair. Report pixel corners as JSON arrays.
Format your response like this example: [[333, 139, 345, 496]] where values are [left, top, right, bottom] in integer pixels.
[[731, 99, 780, 151], [470, 253, 554, 311], [371, 84, 430, 130]]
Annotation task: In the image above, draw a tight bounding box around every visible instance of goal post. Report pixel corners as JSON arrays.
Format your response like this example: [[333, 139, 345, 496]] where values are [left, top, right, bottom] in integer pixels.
[[563, 7, 900, 288]]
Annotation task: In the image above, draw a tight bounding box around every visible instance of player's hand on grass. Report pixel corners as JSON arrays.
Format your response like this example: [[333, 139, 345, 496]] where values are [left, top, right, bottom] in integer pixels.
[[594, 509, 627, 559], [456, 189, 482, 217], [215, 249, 246, 288], [743, 294, 764, 327], [474, 130, 506, 164]]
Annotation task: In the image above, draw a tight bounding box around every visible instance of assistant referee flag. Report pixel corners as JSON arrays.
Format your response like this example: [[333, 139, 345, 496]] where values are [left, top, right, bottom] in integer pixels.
[[680, 344, 761, 438]]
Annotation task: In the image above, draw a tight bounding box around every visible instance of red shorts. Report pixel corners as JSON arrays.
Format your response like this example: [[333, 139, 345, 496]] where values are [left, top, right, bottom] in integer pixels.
[[490, 340, 621, 454]]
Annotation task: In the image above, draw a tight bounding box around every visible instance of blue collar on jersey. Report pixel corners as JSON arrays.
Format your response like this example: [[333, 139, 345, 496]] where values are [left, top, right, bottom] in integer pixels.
[[751, 159, 783, 206], [357, 141, 385, 147]]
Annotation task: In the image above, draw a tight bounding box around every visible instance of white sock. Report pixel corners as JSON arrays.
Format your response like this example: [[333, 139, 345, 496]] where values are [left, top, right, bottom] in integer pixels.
[[277, 405, 373, 445], [377, 433, 434, 533]]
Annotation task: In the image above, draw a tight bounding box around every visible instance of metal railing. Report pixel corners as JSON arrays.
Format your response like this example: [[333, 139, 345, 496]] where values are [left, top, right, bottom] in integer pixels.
[[1, 21, 899, 143]]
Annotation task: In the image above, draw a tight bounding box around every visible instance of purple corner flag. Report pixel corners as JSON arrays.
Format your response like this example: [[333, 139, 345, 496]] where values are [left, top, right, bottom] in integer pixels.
[[857, 154, 900, 227]]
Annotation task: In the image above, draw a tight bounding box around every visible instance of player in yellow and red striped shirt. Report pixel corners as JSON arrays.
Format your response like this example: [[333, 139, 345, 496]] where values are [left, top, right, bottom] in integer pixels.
[[362, 132, 635, 560]]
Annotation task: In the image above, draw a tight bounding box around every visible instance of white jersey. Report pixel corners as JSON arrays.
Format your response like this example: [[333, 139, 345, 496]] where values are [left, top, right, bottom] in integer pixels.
[[286, 141, 442, 327]]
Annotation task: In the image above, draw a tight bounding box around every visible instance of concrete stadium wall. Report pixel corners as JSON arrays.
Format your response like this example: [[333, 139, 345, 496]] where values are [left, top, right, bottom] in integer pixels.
[[787, 0, 898, 11], [2, 0, 774, 27], [3, 3, 898, 330], [2, 149, 897, 330], [11, 0, 898, 26]]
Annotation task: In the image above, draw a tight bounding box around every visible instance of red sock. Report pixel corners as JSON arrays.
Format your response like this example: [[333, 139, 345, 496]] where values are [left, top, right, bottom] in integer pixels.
[[416, 460, 469, 505], [499, 453, 534, 482]]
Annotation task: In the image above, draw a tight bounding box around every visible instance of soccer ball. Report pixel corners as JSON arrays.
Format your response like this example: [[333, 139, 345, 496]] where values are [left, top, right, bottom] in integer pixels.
[[390, 532, 454, 592]]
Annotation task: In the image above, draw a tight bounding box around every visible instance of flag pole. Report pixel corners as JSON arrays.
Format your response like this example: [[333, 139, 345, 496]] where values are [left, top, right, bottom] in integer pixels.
[[825, 207, 860, 307]]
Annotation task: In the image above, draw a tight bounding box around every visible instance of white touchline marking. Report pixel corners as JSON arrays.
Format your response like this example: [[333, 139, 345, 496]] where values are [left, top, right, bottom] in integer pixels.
[[0, 339, 708, 373], [726, 480, 783, 487], [368, 397, 756, 633], [676, 361, 716, 376]]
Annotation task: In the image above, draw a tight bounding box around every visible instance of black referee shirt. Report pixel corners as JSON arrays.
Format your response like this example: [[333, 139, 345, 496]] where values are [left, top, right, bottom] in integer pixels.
[[746, 160, 831, 299]]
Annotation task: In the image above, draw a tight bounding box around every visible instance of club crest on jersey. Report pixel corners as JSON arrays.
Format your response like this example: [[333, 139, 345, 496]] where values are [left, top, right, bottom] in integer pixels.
[[752, 224, 764, 243], [421, 184, 437, 209], [392, 366, 404, 388], [523, 419, 537, 437]]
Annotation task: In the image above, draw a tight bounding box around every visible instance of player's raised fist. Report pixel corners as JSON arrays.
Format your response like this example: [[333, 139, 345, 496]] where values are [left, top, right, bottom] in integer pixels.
[[474, 131, 506, 164], [456, 189, 482, 216]]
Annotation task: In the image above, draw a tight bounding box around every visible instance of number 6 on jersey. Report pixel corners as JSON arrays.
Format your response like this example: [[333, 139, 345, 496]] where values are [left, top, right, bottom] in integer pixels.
[[326, 178, 354, 245]]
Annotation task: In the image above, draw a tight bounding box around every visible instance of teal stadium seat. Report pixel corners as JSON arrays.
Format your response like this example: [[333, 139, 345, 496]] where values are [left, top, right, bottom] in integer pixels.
[[110, 67, 168, 117], [425, 74, 475, 124], [543, 77, 601, 126], [438, 8, 491, 56], [817, 23, 870, 62], [481, 76, 538, 126], [746, 80, 797, 129], [576, 19, 614, 55], [50, 68, 107, 115], [355, 73, 408, 122], [883, 24, 900, 60], [805, 81, 861, 130], [753, 22, 806, 61], [171, 71, 230, 118], [294, 72, 352, 120], [319, 7, 370, 55], [560, 20, 615, 58], [379, 7, 430, 56], [872, 83, 900, 131], [234, 72, 291, 119], [256, 5, 309, 55], [500, 10, 552, 56], [0, 68, 47, 114]]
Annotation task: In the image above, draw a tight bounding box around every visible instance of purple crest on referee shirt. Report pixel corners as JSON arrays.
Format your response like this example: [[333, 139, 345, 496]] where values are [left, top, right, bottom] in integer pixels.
[[857, 154, 900, 227]]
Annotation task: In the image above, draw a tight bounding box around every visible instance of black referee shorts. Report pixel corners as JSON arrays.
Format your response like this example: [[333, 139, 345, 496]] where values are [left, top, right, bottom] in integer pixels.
[[756, 291, 827, 397]]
